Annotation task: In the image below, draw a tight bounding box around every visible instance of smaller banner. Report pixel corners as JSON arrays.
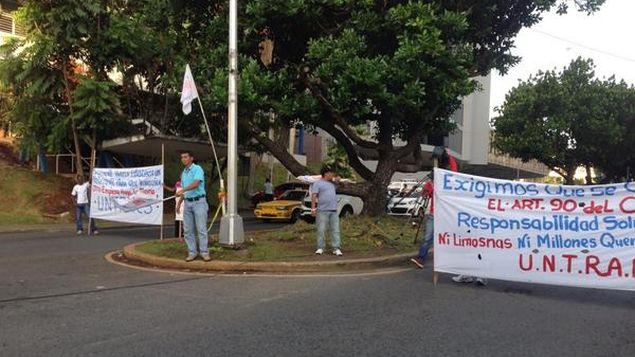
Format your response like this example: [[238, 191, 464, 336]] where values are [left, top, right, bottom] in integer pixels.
[[90, 165, 164, 225], [434, 169, 635, 291]]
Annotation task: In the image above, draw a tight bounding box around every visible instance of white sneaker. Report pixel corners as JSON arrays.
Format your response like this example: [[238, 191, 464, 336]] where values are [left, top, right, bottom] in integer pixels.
[[76, 230, 83, 235], [452, 275, 474, 283], [476, 278, 488, 286], [315, 248, 324, 255], [333, 249, 343, 256]]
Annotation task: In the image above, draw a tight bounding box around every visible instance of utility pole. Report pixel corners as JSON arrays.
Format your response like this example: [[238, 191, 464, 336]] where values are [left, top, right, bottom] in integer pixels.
[[219, 0, 244, 245]]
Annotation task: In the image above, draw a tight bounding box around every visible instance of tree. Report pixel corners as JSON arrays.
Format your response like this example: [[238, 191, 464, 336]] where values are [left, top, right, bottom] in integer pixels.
[[0, 0, 606, 210], [0, 0, 176, 177], [492, 57, 633, 184], [588, 80, 635, 182], [177, 0, 603, 214]]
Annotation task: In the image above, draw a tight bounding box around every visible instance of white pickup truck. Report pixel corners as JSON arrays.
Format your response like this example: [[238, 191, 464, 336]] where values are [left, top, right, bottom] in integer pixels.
[[299, 189, 364, 222]]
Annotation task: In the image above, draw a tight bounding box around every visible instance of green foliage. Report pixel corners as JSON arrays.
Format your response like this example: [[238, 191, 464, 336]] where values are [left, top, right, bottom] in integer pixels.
[[325, 144, 353, 179], [71, 77, 121, 131], [492, 57, 634, 183], [0, 0, 607, 200]]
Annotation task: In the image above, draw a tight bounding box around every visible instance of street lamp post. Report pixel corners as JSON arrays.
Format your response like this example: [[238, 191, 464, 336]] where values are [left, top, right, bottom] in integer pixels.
[[219, 0, 244, 245]]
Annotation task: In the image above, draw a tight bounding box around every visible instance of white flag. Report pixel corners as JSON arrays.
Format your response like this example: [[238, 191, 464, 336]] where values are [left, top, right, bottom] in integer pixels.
[[180, 64, 199, 115]]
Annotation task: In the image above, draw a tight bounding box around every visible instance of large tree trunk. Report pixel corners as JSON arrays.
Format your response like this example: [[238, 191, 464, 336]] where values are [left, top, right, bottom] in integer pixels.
[[585, 164, 594, 185], [361, 157, 395, 216], [565, 166, 577, 185]]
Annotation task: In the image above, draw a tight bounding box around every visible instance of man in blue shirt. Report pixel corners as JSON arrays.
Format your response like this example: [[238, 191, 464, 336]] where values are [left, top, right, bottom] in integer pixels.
[[311, 167, 342, 256], [176, 150, 210, 262]]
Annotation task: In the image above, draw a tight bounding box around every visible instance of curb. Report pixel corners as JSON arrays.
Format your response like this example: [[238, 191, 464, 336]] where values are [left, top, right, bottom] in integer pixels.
[[122, 240, 417, 273], [0, 216, 259, 235]]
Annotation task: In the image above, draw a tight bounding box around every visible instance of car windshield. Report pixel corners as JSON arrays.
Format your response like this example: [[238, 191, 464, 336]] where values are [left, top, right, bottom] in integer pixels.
[[392, 191, 420, 200], [279, 190, 307, 201]]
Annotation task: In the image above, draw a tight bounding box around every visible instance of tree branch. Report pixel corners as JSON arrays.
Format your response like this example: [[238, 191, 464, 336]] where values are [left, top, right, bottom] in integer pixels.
[[247, 125, 312, 177], [320, 121, 375, 181], [300, 70, 378, 149]]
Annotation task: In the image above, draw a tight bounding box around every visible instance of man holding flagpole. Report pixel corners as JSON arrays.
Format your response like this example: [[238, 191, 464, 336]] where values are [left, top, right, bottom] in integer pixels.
[[176, 150, 210, 262]]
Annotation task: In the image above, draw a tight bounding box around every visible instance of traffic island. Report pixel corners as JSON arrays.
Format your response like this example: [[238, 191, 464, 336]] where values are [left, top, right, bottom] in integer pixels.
[[119, 216, 421, 273]]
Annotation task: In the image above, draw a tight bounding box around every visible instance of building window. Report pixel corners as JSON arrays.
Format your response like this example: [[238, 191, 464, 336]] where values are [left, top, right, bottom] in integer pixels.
[[0, 13, 12, 34]]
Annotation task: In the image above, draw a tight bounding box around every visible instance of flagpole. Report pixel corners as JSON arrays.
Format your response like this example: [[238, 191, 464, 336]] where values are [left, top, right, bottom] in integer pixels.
[[219, 0, 244, 246], [196, 97, 226, 215]]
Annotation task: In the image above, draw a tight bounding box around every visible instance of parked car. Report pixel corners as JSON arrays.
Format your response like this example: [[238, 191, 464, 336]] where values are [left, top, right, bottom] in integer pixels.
[[387, 179, 424, 197], [300, 187, 364, 223], [387, 190, 428, 217], [254, 189, 308, 223], [250, 182, 310, 206]]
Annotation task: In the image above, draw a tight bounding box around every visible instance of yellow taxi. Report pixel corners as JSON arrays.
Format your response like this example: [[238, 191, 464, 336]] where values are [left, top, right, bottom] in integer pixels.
[[254, 189, 308, 223]]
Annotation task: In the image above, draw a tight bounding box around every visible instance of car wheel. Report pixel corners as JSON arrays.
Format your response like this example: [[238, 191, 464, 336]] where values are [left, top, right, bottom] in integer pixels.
[[290, 209, 301, 223], [340, 205, 353, 218]]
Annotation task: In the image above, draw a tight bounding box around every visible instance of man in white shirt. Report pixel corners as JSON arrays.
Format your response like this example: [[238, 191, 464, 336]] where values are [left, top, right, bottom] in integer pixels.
[[264, 178, 274, 201], [71, 175, 98, 235]]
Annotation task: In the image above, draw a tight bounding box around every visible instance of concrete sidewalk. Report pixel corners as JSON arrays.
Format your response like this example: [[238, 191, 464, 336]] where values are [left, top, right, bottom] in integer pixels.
[[0, 210, 257, 234]]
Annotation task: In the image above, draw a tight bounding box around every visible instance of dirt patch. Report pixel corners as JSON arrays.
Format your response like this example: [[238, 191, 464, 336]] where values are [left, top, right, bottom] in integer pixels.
[[0, 142, 21, 166], [35, 189, 75, 215]]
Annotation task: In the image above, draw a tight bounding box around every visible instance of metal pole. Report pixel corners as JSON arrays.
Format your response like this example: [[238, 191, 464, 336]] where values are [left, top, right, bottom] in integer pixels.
[[287, 127, 296, 182], [219, 0, 244, 245], [196, 96, 226, 215], [160, 142, 164, 241], [433, 157, 439, 286], [88, 148, 96, 235]]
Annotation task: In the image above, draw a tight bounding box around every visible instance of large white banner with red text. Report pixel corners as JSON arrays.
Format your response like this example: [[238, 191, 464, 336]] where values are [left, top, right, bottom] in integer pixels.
[[90, 165, 164, 225], [434, 169, 635, 291]]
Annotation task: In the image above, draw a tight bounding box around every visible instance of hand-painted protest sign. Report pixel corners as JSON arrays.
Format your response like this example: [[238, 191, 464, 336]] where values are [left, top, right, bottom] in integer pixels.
[[90, 165, 164, 225], [434, 169, 635, 291]]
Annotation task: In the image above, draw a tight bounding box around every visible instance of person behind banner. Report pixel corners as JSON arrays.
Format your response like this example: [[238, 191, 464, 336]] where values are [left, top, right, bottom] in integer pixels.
[[410, 173, 434, 268], [311, 167, 343, 256], [164, 181, 184, 238], [72, 175, 98, 235], [264, 178, 274, 202], [413, 147, 487, 286], [176, 151, 210, 262]]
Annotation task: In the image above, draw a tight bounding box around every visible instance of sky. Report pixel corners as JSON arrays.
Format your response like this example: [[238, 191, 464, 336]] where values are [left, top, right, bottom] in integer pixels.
[[490, 0, 635, 117]]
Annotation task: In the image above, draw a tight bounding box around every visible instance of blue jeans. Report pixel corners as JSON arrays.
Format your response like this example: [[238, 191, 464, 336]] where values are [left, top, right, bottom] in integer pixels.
[[418, 215, 434, 261], [316, 211, 341, 250], [75, 204, 96, 232], [183, 199, 209, 255]]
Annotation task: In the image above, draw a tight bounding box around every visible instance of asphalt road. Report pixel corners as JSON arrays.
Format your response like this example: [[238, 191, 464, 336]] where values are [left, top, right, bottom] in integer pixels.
[[0, 224, 633, 357]]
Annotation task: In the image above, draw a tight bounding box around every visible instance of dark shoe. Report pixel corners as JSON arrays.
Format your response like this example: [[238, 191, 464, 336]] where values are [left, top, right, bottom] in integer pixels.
[[185, 254, 197, 262], [410, 258, 425, 269]]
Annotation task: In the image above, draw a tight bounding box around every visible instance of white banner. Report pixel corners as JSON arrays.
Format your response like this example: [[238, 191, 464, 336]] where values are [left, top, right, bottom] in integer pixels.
[[434, 169, 635, 291], [90, 165, 164, 225]]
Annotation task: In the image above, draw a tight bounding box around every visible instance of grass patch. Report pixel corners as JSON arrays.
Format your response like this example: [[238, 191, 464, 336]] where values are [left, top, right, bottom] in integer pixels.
[[136, 215, 421, 262], [0, 162, 74, 226]]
